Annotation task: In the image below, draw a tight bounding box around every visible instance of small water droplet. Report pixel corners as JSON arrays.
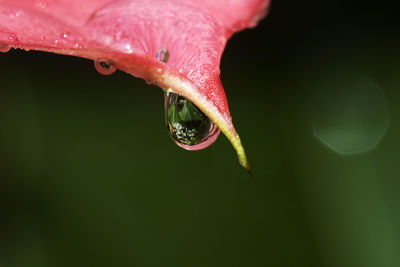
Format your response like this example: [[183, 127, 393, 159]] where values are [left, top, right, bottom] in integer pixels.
[[7, 9, 24, 18], [156, 48, 169, 63], [145, 79, 156, 85], [60, 31, 71, 39], [0, 44, 11, 53], [94, 59, 117, 75], [35, 0, 47, 9], [124, 44, 133, 53], [8, 33, 19, 43], [164, 92, 220, 150], [2, 32, 19, 43]]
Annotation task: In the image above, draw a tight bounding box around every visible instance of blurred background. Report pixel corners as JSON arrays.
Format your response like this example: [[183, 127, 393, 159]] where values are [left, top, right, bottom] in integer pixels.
[[1, 0, 400, 266]]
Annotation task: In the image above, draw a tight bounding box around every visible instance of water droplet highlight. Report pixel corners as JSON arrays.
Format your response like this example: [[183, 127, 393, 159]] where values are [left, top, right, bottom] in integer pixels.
[[156, 48, 169, 63], [164, 92, 220, 150], [156, 47, 220, 149], [94, 59, 117, 75], [60, 31, 71, 39], [0, 44, 10, 53], [0, 32, 19, 44]]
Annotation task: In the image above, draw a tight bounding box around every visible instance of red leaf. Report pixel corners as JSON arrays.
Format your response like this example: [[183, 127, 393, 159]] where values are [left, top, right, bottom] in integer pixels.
[[0, 0, 270, 171]]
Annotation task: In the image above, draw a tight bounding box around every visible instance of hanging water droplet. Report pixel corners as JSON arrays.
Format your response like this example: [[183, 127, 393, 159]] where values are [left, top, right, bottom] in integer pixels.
[[164, 92, 220, 150], [156, 48, 169, 63], [94, 59, 117, 75], [0, 44, 10, 53], [155, 47, 219, 149]]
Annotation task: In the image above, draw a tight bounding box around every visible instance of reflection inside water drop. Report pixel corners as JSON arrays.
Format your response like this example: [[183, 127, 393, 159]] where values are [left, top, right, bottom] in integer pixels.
[[165, 92, 220, 150], [94, 59, 117, 75]]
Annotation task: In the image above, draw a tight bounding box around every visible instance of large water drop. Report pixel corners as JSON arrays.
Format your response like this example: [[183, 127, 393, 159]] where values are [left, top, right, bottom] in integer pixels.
[[94, 59, 117, 75], [164, 92, 220, 150], [156, 47, 220, 149]]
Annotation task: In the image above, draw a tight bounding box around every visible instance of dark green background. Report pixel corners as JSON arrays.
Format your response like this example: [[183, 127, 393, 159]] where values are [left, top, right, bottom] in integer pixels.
[[1, 1, 400, 266]]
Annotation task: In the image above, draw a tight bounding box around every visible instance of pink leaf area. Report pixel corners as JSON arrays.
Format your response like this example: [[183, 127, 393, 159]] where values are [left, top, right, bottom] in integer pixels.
[[0, 0, 270, 171]]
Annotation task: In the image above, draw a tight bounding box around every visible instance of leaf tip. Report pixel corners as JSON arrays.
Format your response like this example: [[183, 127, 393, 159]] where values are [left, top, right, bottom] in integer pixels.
[[230, 133, 252, 173]]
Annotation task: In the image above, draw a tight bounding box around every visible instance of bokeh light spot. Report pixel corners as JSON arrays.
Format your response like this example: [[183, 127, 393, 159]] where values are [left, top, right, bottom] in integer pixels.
[[310, 74, 390, 155]]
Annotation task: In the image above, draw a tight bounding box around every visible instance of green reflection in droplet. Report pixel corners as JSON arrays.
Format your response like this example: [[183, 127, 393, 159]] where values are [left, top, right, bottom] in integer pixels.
[[165, 92, 213, 146]]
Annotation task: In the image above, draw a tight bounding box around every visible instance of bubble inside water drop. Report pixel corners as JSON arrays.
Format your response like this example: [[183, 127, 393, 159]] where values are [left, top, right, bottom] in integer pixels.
[[164, 92, 220, 150], [94, 59, 117, 75]]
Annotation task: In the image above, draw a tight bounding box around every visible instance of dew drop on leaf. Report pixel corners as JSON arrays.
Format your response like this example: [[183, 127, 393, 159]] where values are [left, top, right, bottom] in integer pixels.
[[34, 0, 47, 9], [0, 44, 11, 53], [94, 59, 117, 75], [156, 48, 169, 63], [164, 92, 220, 150], [60, 31, 71, 39]]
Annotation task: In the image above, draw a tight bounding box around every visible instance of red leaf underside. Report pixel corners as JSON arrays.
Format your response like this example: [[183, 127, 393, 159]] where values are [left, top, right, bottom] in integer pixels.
[[0, 0, 269, 171]]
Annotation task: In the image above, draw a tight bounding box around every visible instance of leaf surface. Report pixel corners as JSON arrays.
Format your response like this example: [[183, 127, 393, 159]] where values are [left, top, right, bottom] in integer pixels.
[[0, 0, 270, 171]]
